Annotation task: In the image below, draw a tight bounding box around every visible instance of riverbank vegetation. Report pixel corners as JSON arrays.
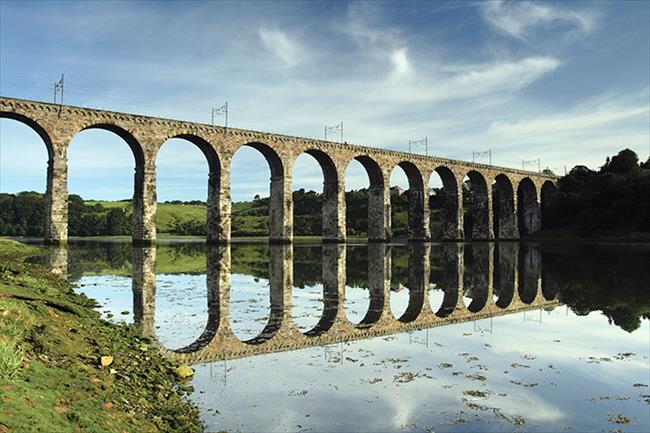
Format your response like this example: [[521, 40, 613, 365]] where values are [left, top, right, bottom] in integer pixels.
[[1, 149, 648, 240], [543, 149, 650, 237], [0, 238, 203, 432], [0, 189, 411, 237]]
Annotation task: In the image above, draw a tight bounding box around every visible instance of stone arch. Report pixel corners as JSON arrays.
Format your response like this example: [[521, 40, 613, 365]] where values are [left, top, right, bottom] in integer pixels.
[[354, 155, 384, 187], [70, 123, 153, 242], [540, 181, 557, 229], [293, 149, 344, 242], [0, 112, 54, 158], [156, 134, 222, 242], [493, 174, 517, 239], [231, 141, 289, 242], [345, 155, 389, 241], [0, 112, 63, 242], [233, 141, 284, 178], [517, 178, 540, 236], [390, 161, 428, 241], [430, 166, 463, 240], [464, 170, 491, 240], [80, 123, 145, 168]]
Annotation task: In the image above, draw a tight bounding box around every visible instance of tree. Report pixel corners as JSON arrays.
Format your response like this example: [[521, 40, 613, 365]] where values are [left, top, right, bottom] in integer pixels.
[[604, 148, 639, 174]]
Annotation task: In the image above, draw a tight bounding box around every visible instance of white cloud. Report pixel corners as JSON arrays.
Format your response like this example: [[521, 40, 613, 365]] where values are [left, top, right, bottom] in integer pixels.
[[481, 0, 600, 41], [387, 48, 413, 83], [258, 26, 303, 67]]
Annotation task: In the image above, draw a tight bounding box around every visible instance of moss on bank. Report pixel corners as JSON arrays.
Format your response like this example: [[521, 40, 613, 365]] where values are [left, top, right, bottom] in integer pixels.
[[0, 238, 204, 433]]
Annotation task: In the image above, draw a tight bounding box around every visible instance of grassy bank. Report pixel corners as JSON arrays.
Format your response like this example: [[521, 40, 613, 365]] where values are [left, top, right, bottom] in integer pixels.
[[0, 238, 204, 433]]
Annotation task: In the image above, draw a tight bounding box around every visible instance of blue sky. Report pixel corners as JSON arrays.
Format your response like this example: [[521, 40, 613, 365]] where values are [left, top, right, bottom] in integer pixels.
[[1, 0, 648, 201]]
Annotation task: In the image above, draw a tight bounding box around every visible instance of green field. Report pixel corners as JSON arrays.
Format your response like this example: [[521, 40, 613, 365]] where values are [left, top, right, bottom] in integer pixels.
[[86, 201, 207, 233], [86, 200, 411, 237]]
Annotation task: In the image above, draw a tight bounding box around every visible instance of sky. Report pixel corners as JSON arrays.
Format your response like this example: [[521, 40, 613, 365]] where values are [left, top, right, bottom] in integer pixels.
[[1, 0, 649, 202]]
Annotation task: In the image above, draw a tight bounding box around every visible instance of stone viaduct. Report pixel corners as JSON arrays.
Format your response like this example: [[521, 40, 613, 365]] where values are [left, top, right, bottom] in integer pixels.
[[1, 96, 558, 244], [121, 242, 557, 364]]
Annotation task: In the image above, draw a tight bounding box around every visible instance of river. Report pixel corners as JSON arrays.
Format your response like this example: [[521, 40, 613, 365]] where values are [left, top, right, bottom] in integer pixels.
[[42, 240, 650, 432]]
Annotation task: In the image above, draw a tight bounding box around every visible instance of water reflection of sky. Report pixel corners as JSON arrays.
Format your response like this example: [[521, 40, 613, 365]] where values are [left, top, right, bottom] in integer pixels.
[[72, 243, 650, 433]]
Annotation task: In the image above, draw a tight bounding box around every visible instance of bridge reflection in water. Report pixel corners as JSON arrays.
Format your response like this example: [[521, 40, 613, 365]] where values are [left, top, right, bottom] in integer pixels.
[[122, 243, 558, 365]]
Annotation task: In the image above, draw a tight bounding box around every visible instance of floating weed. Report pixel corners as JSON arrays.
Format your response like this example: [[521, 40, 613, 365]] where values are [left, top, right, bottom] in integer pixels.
[[510, 380, 538, 387], [614, 352, 635, 360], [466, 373, 488, 382], [463, 389, 491, 398], [607, 413, 631, 424]]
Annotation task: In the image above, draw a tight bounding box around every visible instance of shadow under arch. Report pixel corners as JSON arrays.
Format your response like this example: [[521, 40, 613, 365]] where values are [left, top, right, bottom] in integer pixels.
[[294, 149, 342, 241], [430, 166, 463, 240], [493, 174, 517, 239], [464, 170, 491, 240], [517, 177, 540, 236], [390, 161, 427, 241]]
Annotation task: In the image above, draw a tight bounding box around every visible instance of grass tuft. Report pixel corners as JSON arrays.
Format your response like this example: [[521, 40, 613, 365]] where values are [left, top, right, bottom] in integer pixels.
[[0, 339, 24, 380]]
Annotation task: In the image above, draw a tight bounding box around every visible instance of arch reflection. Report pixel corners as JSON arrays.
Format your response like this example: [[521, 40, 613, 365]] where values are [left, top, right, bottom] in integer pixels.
[[123, 241, 557, 364]]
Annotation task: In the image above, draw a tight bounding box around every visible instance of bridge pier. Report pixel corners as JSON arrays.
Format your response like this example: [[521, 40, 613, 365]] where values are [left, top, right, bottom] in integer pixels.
[[440, 176, 464, 241], [132, 246, 157, 337], [322, 179, 346, 243], [269, 173, 293, 243], [132, 162, 157, 245], [398, 243, 429, 322], [44, 145, 69, 244], [407, 187, 430, 241], [368, 183, 391, 242], [310, 244, 346, 335], [206, 169, 223, 243]]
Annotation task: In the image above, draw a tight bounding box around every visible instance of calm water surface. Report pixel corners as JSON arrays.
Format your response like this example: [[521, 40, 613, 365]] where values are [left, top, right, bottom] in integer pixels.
[[44, 241, 650, 432]]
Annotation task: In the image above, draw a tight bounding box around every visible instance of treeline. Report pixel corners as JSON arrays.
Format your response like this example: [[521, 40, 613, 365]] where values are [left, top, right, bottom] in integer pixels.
[[0, 193, 132, 237], [544, 149, 650, 236], [0, 189, 413, 237]]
